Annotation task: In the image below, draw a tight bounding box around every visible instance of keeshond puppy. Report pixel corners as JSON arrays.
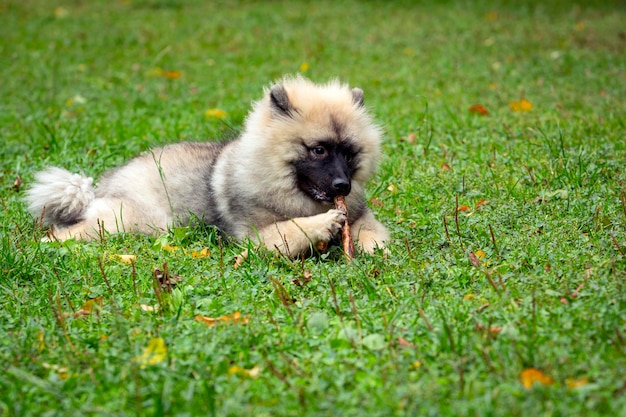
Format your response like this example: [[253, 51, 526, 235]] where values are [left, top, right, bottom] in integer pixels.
[[25, 76, 389, 258]]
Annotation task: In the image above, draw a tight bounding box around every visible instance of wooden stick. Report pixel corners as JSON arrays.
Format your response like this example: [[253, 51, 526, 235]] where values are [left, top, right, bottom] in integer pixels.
[[335, 196, 355, 258]]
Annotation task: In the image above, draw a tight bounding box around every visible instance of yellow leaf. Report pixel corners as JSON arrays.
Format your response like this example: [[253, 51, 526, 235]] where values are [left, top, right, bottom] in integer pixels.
[[463, 293, 475, 301], [191, 248, 210, 258], [161, 244, 180, 253], [37, 330, 45, 351], [519, 368, 554, 389], [299, 62, 310, 72], [75, 296, 103, 317], [228, 365, 260, 378], [134, 337, 167, 368], [205, 108, 227, 119], [111, 254, 137, 264], [509, 98, 533, 112], [195, 311, 249, 327], [162, 70, 181, 79], [412, 360, 422, 368], [475, 250, 486, 260], [566, 377, 589, 389]]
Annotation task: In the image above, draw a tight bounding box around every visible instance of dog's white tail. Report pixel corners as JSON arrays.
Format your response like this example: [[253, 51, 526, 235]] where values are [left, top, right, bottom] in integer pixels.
[[25, 167, 95, 226]]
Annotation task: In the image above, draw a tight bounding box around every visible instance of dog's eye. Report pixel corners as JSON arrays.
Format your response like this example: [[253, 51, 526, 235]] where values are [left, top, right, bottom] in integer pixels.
[[312, 146, 326, 156]]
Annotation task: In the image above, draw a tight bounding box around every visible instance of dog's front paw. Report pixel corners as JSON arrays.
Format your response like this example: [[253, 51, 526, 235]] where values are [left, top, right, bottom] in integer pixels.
[[312, 209, 346, 243]]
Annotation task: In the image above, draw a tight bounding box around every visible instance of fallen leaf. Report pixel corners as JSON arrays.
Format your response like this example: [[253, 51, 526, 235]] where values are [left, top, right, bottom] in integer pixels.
[[475, 250, 486, 260], [299, 62, 310, 72], [469, 251, 481, 268], [509, 98, 533, 112], [75, 297, 103, 317], [469, 104, 489, 116], [153, 264, 183, 292], [233, 249, 249, 269], [457, 205, 470, 212], [405, 132, 416, 144], [140, 304, 158, 312], [441, 163, 451, 171], [566, 377, 589, 389], [397, 336, 414, 348], [134, 337, 167, 369], [162, 70, 181, 79], [475, 199, 488, 209], [463, 293, 475, 301], [489, 326, 502, 336], [195, 311, 249, 327], [292, 269, 312, 286], [13, 175, 22, 192], [519, 368, 554, 389], [37, 330, 45, 351], [412, 360, 422, 368], [205, 108, 227, 119], [111, 254, 137, 264], [161, 244, 180, 253], [228, 365, 261, 378], [190, 248, 210, 258]]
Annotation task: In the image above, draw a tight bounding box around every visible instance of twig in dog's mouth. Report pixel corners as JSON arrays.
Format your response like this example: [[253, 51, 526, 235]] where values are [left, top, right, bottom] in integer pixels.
[[335, 195, 355, 259]]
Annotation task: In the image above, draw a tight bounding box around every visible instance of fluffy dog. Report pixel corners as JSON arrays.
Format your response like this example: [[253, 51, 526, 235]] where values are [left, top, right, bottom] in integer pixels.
[[26, 76, 389, 257]]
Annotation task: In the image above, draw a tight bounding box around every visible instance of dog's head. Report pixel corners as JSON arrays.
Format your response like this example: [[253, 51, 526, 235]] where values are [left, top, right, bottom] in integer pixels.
[[243, 76, 382, 205]]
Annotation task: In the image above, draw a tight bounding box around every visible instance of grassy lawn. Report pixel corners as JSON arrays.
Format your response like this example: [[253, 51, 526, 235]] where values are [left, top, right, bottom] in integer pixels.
[[1, 0, 625, 415]]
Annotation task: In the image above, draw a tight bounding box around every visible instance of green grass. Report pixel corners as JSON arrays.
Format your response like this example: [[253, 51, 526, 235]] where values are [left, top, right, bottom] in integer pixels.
[[1, 0, 625, 415]]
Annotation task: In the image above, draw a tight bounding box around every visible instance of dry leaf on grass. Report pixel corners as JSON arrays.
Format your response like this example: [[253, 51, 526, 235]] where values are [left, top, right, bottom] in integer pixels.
[[195, 311, 250, 327], [111, 254, 137, 264], [469, 104, 489, 116], [509, 98, 533, 112], [233, 249, 249, 269], [134, 337, 167, 369], [519, 368, 554, 389], [228, 365, 261, 378], [153, 263, 183, 292]]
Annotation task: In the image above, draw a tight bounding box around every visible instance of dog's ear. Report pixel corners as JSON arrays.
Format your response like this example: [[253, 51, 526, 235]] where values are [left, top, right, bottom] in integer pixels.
[[351, 88, 364, 107], [269, 85, 294, 117]]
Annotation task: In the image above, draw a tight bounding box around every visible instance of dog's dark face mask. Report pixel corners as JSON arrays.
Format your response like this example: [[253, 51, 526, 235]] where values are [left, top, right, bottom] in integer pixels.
[[294, 142, 358, 204]]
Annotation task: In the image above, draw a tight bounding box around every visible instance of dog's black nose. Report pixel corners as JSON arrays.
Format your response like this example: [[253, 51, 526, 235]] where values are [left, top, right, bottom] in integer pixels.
[[332, 178, 351, 196]]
